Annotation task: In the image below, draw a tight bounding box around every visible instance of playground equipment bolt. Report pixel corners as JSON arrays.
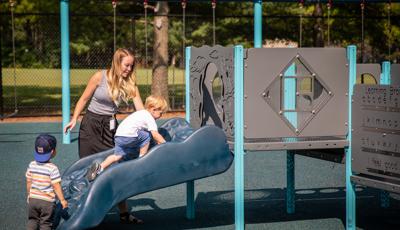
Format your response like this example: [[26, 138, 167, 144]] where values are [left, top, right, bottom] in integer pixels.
[[295, 129, 299, 133], [346, 63, 349, 67], [296, 54, 300, 58], [244, 94, 248, 99], [244, 125, 247, 129], [312, 73, 316, 76], [279, 73, 283, 77], [345, 122, 348, 126], [296, 92, 300, 96], [262, 92, 266, 97], [383, 133, 386, 137], [279, 111, 283, 115], [311, 110, 315, 114], [328, 91, 332, 95]]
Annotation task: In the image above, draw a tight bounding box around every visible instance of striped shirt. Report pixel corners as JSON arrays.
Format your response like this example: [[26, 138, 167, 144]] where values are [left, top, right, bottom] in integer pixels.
[[26, 161, 61, 202]]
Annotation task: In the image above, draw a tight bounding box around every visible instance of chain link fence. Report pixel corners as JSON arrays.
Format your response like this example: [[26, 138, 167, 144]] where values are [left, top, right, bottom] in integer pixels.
[[0, 3, 191, 116], [1, 1, 399, 117]]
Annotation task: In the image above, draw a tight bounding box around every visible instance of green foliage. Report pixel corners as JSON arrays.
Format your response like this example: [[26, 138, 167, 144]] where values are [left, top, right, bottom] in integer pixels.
[[1, 1, 400, 68]]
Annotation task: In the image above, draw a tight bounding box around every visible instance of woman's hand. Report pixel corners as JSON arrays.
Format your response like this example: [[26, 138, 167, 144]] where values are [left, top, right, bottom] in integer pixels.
[[132, 86, 144, 111], [64, 119, 77, 134]]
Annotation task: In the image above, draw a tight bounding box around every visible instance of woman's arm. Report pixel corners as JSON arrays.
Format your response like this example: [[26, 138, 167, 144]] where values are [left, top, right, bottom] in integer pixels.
[[63, 71, 102, 133], [132, 86, 144, 111]]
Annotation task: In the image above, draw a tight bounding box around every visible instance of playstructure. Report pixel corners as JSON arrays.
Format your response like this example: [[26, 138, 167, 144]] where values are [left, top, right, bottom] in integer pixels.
[[54, 118, 233, 229], [185, 44, 399, 230], [56, 1, 400, 229], [58, 0, 399, 144]]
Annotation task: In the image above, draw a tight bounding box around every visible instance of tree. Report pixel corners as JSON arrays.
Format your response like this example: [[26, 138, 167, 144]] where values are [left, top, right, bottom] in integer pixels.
[[313, 3, 324, 47], [151, 2, 169, 103]]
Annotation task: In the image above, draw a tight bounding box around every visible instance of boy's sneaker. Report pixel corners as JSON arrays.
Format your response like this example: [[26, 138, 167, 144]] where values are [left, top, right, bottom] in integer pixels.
[[86, 162, 102, 181]]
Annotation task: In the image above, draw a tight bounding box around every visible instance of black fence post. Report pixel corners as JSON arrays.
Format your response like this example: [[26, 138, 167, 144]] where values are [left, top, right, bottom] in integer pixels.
[[131, 16, 136, 51], [0, 14, 3, 117]]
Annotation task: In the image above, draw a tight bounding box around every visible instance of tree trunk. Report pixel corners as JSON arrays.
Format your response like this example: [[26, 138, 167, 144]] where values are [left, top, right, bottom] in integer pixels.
[[313, 3, 324, 47], [152, 2, 169, 103]]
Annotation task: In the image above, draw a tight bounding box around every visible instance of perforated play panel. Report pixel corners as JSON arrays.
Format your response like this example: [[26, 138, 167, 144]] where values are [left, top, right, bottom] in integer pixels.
[[243, 48, 349, 150], [392, 64, 400, 85], [189, 46, 235, 140], [351, 85, 400, 193]]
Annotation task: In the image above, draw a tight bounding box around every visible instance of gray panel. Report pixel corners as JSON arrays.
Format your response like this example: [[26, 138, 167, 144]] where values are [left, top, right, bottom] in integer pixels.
[[357, 64, 380, 84], [235, 139, 348, 151], [352, 85, 400, 185], [189, 46, 234, 140], [392, 64, 400, 85], [295, 149, 345, 163], [351, 175, 400, 194], [243, 48, 348, 150]]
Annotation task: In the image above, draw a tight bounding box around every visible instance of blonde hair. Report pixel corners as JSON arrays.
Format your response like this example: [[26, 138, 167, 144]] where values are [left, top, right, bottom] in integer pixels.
[[144, 95, 168, 112], [107, 48, 137, 105]]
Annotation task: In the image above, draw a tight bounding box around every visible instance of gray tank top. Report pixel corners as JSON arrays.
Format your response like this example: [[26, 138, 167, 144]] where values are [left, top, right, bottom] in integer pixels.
[[87, 70, 118, 115]]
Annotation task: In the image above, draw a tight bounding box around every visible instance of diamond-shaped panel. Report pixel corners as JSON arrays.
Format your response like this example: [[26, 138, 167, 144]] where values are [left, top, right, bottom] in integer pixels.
[[261, 54, 333, 134]]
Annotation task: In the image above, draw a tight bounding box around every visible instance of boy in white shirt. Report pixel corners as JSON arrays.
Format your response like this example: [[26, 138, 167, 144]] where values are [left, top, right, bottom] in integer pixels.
[[87, 95, 168, 181]]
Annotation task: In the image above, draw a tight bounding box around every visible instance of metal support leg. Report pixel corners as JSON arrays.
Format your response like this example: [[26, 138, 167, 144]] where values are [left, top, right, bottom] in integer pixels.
[[184, 47, 195, 220], [346, 45, 357, 230], [234, 45, 245, 230], [380, 190, 390, 208], [186, 180, 195, 219], [286, 151, 295, 214]]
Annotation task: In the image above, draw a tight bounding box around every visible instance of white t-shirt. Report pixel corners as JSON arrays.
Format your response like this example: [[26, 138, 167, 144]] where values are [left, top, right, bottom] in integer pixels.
[[115, 110, 158, 137]]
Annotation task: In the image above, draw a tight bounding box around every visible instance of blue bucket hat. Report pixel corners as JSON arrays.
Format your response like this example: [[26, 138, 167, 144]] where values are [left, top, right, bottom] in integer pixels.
[[34, 134, 57, 163]]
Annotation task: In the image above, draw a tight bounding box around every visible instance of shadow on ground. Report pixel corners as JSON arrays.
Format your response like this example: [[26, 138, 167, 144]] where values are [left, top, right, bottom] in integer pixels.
[[94, 187, 400, 230]]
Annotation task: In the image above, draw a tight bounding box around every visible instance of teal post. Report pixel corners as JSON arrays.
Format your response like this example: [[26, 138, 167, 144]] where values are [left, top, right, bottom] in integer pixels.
[[284, 64, 296, 214], [381, 61, 391, 85], [346, 45, 357, 230], [254, 0, 262, 48], [185, 47, 195, 219], [379, 61, 391, 208], [286, 151, 295, 213], [61, 0, 70, 144], [380, 190, 390, 208], [234, 45, 244, 230]]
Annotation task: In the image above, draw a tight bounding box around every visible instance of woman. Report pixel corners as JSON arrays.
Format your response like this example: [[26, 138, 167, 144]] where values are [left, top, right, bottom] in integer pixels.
[[64, 48, 144, 224]]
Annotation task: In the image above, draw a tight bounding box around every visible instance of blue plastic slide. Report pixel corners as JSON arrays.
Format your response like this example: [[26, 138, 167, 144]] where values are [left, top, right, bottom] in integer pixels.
[[55, 118, 233, 230]]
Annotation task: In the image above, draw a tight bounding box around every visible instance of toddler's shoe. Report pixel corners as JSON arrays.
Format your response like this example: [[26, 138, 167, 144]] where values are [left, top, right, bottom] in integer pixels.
[[86, 162, 102, 181]]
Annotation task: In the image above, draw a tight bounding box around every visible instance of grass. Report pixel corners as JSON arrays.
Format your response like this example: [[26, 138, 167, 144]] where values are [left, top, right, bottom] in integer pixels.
[[1, 68, 186, 115], [2, 68, 185, 86]]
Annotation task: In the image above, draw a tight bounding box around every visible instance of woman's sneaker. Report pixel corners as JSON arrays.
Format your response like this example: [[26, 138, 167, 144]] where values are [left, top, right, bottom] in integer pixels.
[[119, 212, 144, 224], [86, 162, 102, 181]]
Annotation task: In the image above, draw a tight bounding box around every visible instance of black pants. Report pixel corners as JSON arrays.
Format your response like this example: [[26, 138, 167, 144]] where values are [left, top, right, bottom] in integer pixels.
[[27, 198, 55, 230], [79, 110, 118, 158]]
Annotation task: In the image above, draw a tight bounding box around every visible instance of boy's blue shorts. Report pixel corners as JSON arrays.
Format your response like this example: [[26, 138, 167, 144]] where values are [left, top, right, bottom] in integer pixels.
[[114, 130, 151, 157]]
